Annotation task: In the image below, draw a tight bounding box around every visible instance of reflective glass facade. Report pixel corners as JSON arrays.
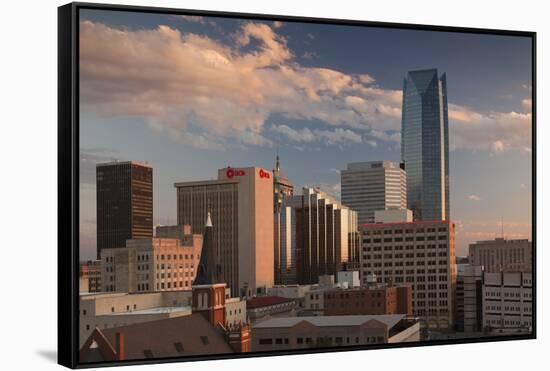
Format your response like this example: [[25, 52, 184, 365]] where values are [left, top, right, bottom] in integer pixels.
[[401, 69, 449, 221]]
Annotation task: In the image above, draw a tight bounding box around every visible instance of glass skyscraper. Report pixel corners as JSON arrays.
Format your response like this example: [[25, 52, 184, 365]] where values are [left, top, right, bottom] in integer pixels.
[[401, 69, 450, 221]]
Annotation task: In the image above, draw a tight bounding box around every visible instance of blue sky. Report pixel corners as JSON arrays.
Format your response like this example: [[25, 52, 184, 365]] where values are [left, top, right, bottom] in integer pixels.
[[79, 9, 532, 260]]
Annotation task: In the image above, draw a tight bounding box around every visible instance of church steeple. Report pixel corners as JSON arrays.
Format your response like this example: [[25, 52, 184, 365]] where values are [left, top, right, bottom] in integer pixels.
[[192, 212, 227, 327], [193, 212, 218, 286]]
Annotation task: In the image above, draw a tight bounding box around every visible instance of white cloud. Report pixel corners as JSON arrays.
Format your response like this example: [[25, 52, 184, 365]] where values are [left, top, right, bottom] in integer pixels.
[[271, 124, 362, 146], [180, 15, 206, 24], [448, 104, 532, 154], [467, 194, 482, 201], [80, 20, 532, 154], [80, 20, 406, 150], [522, 98, 532, 110]]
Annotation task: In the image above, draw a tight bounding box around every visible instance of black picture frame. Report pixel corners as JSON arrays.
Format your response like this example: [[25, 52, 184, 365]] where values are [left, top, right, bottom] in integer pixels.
[[58, 2, 536, 369]]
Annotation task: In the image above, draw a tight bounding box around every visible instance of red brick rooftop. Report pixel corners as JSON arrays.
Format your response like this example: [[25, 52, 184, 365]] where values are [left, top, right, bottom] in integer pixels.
[[246, 296, 294, 309]]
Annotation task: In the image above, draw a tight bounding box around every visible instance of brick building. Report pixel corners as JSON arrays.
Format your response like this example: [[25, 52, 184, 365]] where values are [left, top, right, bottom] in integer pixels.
[[324, 286, 412, 316]]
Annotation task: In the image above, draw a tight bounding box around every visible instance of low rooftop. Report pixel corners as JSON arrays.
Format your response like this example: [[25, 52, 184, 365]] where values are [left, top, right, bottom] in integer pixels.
[[246, 296, 294, 309], [253, 314, 406, 329]]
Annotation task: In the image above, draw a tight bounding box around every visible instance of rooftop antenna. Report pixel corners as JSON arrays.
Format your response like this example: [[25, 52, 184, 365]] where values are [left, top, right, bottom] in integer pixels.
[[275, 142, 280, 172]]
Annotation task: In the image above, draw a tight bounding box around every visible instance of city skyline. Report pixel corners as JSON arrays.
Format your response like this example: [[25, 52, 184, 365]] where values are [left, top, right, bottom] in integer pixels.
[[79, 9, 532, 261]]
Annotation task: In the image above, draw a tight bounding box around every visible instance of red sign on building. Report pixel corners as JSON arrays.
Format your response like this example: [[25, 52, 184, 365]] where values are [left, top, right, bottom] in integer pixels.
[[226, 168, 245, 179]]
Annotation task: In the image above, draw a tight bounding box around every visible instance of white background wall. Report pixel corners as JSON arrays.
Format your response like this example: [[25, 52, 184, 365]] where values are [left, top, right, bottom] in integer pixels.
[[0, 0, 546, 370]]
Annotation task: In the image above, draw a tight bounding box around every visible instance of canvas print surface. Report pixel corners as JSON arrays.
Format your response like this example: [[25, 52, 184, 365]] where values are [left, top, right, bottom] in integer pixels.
[[77, 8, 533, 364]]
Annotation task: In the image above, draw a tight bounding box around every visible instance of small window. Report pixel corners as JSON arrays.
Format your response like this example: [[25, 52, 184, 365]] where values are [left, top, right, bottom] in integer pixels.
[[143, 350, 154, 358], [174, 342, 184, 354]]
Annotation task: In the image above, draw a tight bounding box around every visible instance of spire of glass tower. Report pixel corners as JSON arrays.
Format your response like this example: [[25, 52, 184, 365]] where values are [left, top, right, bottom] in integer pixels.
[[401, 68, 450, 221]]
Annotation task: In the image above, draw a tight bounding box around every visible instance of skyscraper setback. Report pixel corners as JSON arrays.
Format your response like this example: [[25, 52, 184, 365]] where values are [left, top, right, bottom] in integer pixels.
[[341, 161, 407, 225], [401, 69, 450, 221], [96, 161, 153, 259]]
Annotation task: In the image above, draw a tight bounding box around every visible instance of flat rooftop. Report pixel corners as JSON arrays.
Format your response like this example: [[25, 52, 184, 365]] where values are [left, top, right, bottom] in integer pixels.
[[96, 160, 152, 168], [253, 314, 406, 329], [107, 306, 192, 316]]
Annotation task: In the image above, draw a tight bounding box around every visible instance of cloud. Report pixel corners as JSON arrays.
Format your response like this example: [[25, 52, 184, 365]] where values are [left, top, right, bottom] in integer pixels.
[[448, 104, 532, 154], [273, 21, 284, 28], [467, 194, 482, 201], [80, 20, 532, 154], [80, 20, 404, 150], [302, 51, 319, 60], [180, 15, 206, 24], [271, 124, 362, 145], [522, 98, 532, 110]]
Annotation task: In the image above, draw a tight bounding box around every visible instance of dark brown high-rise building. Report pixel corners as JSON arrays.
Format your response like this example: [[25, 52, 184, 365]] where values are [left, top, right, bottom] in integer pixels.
[[96, 161, 153, 259]]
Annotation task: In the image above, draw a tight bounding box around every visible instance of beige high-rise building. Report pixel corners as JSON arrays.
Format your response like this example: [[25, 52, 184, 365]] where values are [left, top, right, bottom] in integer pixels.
[[469, 238, 532, 273], [175, 167, 274, 297], [360, 220, 457, 329], [101, 225, 202, 293]]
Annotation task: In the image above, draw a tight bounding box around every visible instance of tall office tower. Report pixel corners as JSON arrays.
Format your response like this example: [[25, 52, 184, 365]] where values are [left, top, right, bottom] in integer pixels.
[[273, 154, 295, 285], [469, 238, 532, 273], [96, 161, 153, 259], [401, 69, 450, 221], [285, 187, 360, 284], [341, 161, 407, 225], [360, 220, 457, 329], [175, 166, 274, 297]]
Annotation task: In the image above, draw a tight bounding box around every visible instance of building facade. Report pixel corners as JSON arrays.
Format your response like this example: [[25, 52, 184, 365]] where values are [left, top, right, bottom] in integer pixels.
[[482, 272, 532, 333], [80, 260, 102, 293], [96, 161, 153, 259], [456, 264, 484, 332], [175, 167, 274, 297], [360, 220, 457, 329], [79, 290, 193, 347], [401, 69, 450, 221], [251, 314, 420, 352], [284, 187, 360, 284], [273, 154, 296, 285], [323, 286, 412, 316], [469, 238, 532, 273], [101, 225, 202, 293], [341, 161, 407, 225]]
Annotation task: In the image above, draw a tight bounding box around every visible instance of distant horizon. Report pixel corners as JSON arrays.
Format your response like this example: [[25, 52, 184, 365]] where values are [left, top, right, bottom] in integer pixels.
[[79, 9, 532, 261]]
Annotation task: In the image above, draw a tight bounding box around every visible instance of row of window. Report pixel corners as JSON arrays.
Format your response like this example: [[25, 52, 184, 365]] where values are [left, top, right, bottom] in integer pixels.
[[365, 227, 447, 235], [156, 254, 196, 260], [259, 336, 385, 346], [364, 235, 448, 244], [365, 244, 448, 252]]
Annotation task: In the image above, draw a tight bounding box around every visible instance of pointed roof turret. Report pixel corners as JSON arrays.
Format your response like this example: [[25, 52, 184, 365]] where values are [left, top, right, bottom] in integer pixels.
[[193, 212, 218, 285]]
